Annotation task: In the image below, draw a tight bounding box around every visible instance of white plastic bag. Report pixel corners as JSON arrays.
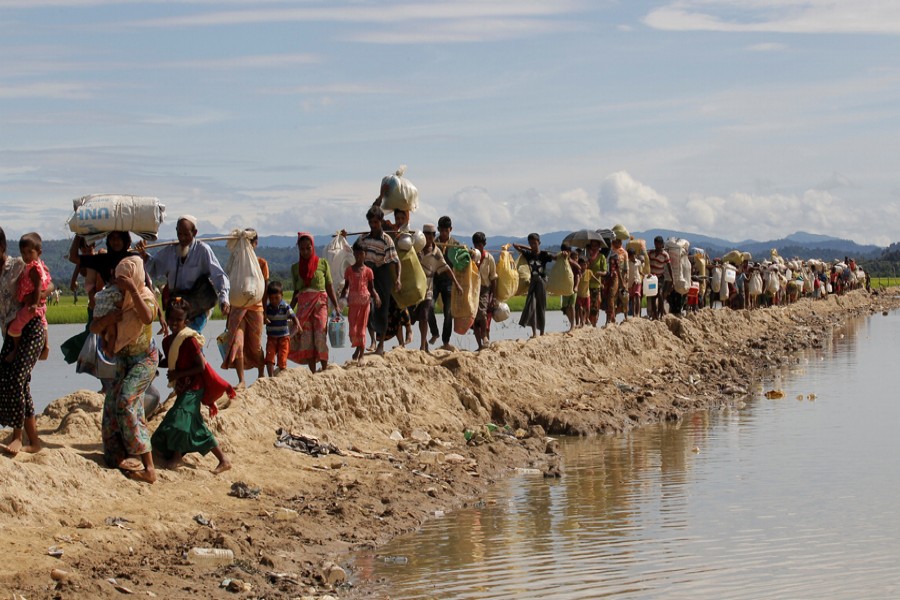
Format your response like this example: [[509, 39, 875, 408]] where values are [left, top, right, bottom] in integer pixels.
[[765, 271, 780, 294], [325, 233, 354, 293], [748, 272, 763, 296], [380, 166, 419, 212], [225, 229, 265, 308]]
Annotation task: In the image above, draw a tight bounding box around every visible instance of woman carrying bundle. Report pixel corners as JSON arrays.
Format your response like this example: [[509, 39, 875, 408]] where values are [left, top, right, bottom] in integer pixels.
[[221, 230, 267, 388], [91, 256, 159, 483]]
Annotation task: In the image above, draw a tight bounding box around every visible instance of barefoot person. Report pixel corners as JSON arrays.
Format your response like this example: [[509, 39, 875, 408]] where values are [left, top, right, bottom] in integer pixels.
[[472, 232, 498, 350], [0, 227, 46, 456], [353, 206, 401, 356], [221, 229, 267, 389], [339, 241, 380, 364], [91, 256, 159, 483], [289, 233, 340, 373], [513, 233, 553, 338], [152, 299, 233, 474], [264, 281, 299, 376], [415, 224, 460, 352]]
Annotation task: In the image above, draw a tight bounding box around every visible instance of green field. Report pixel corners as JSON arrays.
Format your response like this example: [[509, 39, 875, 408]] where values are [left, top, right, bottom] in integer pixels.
[[870, 277, 900, 288], [45, 291, 570, 325]]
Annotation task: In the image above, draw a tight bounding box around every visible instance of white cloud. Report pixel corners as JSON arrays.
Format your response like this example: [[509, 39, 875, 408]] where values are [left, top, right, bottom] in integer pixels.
[[644, 1, 900, 35], [677, 188, 898, 246], [260, 83, 392, 96], [156, 54, 319, 70], [444, 187, 511, 233], [0, 82, 93, 99], [137, 111, 232, 127], [345, 17, 576, 44], [745, 42, 787, 52], [128, 1, 585, 28], [598, 171, 679, 230]]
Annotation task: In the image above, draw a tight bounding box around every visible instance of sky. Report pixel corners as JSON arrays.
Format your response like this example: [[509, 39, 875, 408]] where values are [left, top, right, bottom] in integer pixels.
[[2, 0, 900, 246]]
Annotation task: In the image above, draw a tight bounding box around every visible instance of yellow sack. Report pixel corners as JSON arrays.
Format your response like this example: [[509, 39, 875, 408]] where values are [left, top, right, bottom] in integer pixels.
[[391, 247, 427, 309], [612, 223, 630, 241], [723, 250, 743, 266], [451, 262, 479, 334], [546, 252, 574, 296], [626, 239, 651, 276], [495, 247, 519, 301], [515, 254, 531, 296]]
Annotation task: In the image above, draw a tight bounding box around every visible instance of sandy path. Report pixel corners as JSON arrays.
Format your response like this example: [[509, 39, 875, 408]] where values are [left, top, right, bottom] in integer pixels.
[[1, 289, 895, 599]]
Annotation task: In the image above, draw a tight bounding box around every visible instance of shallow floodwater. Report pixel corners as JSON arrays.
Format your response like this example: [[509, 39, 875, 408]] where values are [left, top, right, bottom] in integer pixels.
[[353, 311, 900, 599], [31, 311, 574, 413]]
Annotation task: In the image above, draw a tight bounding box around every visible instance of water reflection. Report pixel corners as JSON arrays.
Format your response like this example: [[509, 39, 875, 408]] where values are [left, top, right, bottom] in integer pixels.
[[354, 312, 900, 599]]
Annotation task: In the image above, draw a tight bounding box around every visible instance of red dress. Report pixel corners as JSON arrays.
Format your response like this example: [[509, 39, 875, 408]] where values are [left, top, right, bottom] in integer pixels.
[[344, 265, 373, 348]]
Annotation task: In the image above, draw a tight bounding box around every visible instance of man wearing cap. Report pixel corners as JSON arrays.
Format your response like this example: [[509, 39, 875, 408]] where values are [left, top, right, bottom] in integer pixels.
[[415, 224, 461, 352], [138, 215, 230, 332]]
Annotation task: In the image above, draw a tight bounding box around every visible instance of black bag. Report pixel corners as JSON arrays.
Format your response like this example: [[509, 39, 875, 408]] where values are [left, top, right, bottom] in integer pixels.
[[164, 276, 217, 320]]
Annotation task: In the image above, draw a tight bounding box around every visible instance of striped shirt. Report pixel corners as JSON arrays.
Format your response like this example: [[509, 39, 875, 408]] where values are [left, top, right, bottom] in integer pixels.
[[648, 249, 670, 278], [356, 231, 399, 268], [265, 300, 295, 338]]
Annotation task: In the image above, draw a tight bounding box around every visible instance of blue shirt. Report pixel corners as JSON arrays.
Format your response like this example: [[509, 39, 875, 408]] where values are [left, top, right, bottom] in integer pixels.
[[265, 300, 295, 338], [146, 239, 230, 305]]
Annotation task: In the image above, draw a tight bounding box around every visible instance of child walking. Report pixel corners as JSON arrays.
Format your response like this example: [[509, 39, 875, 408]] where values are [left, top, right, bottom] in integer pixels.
[[264, 281, 299, 376], [5, 233, 51, 363], [151, 299, 233, 474], [576, 256, 590, 327], [340, 241, 380, 365]]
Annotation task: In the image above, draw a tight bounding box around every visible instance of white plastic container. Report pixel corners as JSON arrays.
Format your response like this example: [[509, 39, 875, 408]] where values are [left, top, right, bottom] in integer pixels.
[[187, 547, 234, 567], [724, 265, 737, 284], [642, 275, 658, 297]]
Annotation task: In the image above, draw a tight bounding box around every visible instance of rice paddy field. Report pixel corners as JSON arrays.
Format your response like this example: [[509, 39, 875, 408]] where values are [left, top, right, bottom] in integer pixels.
[[45, 292, 565, 325], [44, 280, 897, 325]]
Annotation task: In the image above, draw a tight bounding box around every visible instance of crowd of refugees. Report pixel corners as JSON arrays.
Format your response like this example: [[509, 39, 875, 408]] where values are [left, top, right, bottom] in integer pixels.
[[0, 200, 871, 483]]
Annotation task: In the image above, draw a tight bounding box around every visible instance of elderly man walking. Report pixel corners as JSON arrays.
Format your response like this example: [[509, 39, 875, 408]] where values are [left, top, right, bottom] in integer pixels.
[[138, 215, 230, 332]]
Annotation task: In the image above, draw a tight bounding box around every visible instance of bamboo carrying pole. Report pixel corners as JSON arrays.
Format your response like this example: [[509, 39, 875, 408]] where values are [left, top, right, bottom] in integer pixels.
[[141, 235, 237, 250]]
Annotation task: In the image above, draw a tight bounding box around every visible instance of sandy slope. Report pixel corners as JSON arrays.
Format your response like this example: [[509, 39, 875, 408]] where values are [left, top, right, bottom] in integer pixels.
[[1, 289, 895, 599]]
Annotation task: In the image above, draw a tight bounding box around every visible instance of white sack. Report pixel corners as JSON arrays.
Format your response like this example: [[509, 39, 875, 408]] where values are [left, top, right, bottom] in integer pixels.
[[67, 194, 165, 240], [226, 229, 266, 308]]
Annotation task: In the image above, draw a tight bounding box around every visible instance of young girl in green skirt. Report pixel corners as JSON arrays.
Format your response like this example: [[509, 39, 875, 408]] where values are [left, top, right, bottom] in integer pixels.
[[152, 299, 233, 474]]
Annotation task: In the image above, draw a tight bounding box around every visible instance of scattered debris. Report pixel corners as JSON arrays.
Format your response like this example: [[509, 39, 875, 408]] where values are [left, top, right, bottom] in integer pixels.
[[193, 514, 214, 528], [107, 578, 134, 594], [105, 516, 133, 529], [229, 482, 261, 500], [274, 428, 342, 457]]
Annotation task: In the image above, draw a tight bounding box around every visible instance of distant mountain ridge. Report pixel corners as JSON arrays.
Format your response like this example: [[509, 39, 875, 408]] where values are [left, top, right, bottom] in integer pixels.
[[37, 229, 890, 296]]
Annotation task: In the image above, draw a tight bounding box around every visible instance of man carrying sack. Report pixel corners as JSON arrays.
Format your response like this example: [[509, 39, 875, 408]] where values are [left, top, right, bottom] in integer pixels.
[[137, 215, 230, 332]]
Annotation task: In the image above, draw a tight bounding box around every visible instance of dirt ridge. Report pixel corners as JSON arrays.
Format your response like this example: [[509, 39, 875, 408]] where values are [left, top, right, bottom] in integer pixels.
[[0, 289, 896, 599]]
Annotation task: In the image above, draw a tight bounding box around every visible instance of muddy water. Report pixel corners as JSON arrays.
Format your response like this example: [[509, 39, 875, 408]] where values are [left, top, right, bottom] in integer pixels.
[[354, 311, 900, 599]]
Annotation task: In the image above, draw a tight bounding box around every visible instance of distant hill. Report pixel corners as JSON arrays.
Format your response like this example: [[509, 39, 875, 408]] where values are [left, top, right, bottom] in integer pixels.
[[633, 229, 882, 261], [32, 228, 899, 296]]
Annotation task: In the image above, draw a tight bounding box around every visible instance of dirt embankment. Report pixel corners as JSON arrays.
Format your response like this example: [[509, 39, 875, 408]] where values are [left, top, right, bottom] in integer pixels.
[[1, 290, 896, 599]]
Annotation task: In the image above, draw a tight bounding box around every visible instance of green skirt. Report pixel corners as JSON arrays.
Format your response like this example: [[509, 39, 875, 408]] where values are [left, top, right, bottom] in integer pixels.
[[151, 388, 217, 460]]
